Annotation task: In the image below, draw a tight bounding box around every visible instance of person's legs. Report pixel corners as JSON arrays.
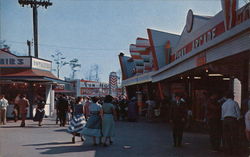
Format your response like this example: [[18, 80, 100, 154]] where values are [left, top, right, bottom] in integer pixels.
[[21, 112, 26, 127], [209, 118, 217, 149], [177, 123, 184, 147], [0, 109, 3, 125], [109, 137, 113, 144], [93, 137, 97, 145], [2, 109, 6, 125], [62, 112, 67, 126], [214, 119, 222, 150], [103, 137, 108, 146], [223, 119, 233, 154], [231, 119, 239, 154], [72, 133, 76, 143], [172, 123, 178, 147]]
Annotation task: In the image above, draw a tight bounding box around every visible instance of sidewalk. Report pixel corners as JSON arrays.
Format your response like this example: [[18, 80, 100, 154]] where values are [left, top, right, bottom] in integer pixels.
[[0, 119, 249, 157]]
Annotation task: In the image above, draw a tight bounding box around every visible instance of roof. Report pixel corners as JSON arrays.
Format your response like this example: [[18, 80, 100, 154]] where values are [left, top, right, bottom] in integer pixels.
[[0, 68, 57, 79], [0, 68, 65, 83]]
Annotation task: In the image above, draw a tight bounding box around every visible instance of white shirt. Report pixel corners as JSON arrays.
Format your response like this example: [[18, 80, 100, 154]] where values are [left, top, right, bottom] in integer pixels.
[[245, 111, 250, 131], [0, 98, 9, 109], [221, 98, 240, 120]]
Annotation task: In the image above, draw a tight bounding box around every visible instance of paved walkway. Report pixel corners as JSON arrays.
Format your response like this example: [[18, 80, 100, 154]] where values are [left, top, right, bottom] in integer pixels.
[[0, 119, 249, 157]]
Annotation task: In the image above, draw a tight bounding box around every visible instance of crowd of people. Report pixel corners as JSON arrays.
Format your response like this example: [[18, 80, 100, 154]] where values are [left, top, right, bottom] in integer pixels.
[[1, 90, 250, 153], [55, 94, 117, 146]]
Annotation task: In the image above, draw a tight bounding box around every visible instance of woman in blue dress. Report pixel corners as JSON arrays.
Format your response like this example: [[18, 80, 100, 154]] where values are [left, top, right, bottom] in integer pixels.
[[101, 95, 116, 146], [82, 97, 102, 145], [68, 97, 86, 143]]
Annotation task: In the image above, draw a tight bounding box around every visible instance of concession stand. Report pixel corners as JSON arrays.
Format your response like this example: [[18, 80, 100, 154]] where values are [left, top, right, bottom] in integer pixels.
[[0, 49, 65, 118]]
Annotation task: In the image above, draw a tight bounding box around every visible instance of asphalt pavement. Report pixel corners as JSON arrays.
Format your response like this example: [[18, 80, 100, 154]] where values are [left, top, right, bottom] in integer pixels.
[[0, 119, 249, 157]]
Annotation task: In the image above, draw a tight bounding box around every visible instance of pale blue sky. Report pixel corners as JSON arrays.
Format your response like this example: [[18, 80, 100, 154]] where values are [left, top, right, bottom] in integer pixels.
[[0, 0, 246, 82]]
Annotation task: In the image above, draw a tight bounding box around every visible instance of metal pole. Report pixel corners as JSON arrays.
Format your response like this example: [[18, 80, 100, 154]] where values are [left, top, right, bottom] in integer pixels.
[[33, 5, 38, 58]]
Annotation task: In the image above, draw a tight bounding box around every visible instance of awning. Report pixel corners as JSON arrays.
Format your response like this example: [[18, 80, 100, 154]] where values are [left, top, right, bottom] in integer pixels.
[[152, 20, 250, 83], [54, 89, 74, 93], [121, 71, 154, 87], [0, 68, 67, 84]]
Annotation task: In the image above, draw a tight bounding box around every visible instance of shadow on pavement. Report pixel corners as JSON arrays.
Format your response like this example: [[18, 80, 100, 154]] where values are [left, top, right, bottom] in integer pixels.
[[37, 144, 100, 155], [23, 142, 73, 146], [54, 128, 68, 132]]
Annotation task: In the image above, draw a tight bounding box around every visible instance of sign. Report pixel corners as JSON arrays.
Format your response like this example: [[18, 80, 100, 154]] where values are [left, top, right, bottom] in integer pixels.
[[171, 21, 225, 62], [221, 0, 238, 30], [196, 52, 206, 67], [32, 58, 52, 71], [171, 2, 249, 63], [0, 50, 30, 68], [186, 9, 194, 33]]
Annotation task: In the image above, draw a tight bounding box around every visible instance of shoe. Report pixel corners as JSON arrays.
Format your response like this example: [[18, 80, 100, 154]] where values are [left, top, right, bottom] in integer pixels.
[[93, 143, 98, 146], [103, 143, 108, 147], [72, 137, 75, 143], [109, 141, 113, 145], [81, 137, 85, 142], [20, 122, 25, 127]]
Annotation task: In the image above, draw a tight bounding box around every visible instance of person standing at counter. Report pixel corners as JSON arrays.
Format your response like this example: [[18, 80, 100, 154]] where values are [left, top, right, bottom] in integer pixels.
[[0, 94, 9, 125], [18, 94, 30, 127]]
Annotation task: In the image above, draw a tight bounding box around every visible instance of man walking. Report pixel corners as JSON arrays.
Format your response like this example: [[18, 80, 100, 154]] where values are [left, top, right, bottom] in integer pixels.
[[221, 91, 240, 155], [207, 92, 222, 151], [57, 94, 69, 127], [170, 93, 187, 147], [18, 94, 30, 127], [0, 95, 9, 125]]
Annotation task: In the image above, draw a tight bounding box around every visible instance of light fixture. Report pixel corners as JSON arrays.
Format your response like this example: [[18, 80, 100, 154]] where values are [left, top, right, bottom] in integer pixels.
[[208, 74, 223, 77], [180, 77, 183, 79], [24, 83, 28, 86], [33, 83, 36, 86], [187, 76, 190, 79], [223, 78, 230, 80], [205, 69, 209, 73], [194, 76, 201, 79]]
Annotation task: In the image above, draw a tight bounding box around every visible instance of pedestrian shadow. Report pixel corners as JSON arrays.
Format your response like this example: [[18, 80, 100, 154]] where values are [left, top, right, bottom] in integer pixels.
[[23, 142, 73, 146], [54, 128, 68, 132], [37, 144, 100, 155]]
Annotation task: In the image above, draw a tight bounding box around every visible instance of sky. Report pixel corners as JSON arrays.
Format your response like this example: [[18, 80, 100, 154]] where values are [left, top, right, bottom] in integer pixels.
[[0, 0, 247, 82]]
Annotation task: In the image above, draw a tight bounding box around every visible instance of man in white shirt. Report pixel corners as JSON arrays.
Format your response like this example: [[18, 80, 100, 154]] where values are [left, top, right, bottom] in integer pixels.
[[221, 91, 240, 155], [0, 94, 9, 125]]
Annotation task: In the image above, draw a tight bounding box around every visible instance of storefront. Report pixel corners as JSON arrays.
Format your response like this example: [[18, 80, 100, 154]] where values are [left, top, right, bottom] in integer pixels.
[[0, 49, 64, 118], [120, 1, 250, 120]]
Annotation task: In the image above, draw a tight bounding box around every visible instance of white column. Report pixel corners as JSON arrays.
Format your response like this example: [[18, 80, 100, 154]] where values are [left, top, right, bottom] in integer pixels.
[[45, 84, 53, 117]]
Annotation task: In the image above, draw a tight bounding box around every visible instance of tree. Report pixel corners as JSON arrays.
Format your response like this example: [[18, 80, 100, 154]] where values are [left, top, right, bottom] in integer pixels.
[[51, 50, 69, 78], [69, 58, 81, 79], [0, 40, 10, 50]]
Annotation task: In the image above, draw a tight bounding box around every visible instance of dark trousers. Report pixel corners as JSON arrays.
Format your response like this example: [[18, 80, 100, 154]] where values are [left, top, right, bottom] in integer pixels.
[[172, 121, 184, 146], [223, 118, 238, 154], [208, 118, 222, 150], [58, 111, 67, 126]]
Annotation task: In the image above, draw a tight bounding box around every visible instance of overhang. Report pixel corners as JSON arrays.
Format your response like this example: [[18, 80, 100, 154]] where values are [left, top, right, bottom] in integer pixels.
[[152, 19, 250, 83], [121, 71, 154, 87]]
